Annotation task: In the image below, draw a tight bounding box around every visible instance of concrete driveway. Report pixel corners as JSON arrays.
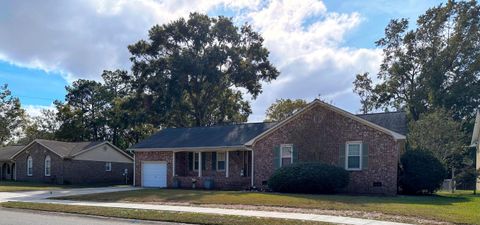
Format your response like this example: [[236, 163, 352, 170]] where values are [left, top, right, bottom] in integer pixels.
[[0, 186, 140, 202]]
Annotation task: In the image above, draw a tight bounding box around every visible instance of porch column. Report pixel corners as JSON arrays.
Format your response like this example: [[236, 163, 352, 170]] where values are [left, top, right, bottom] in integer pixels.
[[172, 152, 176, 177], [226, 151, 229, 178], [198, 152, 202, 177]]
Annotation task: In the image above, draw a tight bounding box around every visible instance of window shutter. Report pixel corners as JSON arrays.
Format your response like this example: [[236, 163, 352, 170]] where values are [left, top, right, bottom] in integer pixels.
[[339, 144, 346, 168], [188, 152, 193, 171], [201, 152, 207, 170], [211, 152, 217, 171], [292, 145, 298, 163], [362, 143, 369, 170], [273, 146, 281, 169]]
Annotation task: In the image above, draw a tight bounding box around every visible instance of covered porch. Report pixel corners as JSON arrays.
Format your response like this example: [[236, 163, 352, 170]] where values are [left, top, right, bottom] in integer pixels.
[[0, 161, 16, 181], [171, 148, 253, 190]]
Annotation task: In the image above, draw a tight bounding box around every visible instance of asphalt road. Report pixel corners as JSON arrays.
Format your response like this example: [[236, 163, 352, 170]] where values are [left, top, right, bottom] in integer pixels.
[[0, 208, 183, 225]]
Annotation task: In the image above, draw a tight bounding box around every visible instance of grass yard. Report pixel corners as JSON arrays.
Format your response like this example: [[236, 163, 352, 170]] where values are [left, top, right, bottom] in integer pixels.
[[57, 189, 480, 224], [0, 181, 70, 192], [0, 202, 329, 225], [0, 181, 125, 192]]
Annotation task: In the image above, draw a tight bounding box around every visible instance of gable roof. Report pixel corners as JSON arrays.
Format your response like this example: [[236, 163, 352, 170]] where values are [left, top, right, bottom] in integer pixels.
[[131, 100, 407, 151], [12, 139, 105, 159], [0, 145, 25, 161], [471, 109, 480, 147], [356, 111, 408, 135], [245, 100, 406, 146], [132, 122, 277, 150]]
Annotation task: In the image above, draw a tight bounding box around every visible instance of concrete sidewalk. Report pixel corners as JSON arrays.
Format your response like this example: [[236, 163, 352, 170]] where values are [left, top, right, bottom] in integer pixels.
[[18, 199, 412, 225]]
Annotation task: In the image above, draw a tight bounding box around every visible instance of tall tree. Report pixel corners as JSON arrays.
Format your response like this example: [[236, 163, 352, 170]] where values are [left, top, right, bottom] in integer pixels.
[[55, 80, 110, 141], [408, 108, 466, 172], [127, 13, 279, 127], [265, 99, 308, 122], [0, 84, 25, 145], [353, 0, 480, 122], [18, 109, 59, 144]]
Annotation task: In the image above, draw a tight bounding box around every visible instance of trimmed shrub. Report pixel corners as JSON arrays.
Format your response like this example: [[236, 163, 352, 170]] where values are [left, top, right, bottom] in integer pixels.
[[268, 162, 349, 194], [399, 150, 447, 195]]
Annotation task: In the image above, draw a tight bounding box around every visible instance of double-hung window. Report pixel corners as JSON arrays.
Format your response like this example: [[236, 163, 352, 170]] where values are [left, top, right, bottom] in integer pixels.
[[346, 142, 362, 170], [280, 144, 293, 167], [217, 152, 226, 171]]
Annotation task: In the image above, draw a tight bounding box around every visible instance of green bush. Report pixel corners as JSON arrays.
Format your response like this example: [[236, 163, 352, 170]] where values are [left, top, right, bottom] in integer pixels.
[[399, 150, 447, 194], [268, 163, 349, 194]]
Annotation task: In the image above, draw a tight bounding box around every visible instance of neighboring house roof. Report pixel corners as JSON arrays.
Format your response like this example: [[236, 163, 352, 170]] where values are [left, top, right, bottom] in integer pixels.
[[132, 100, 407, 151], [471, 110, 480, 147], [132, 122, 277, 150], [0, 145, 25, 161], [356, 111, 408, 135], [33, 139, 105, 158], [11, 139, 132, 161]]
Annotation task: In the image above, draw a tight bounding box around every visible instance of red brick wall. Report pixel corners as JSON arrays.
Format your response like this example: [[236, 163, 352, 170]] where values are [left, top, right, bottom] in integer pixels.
[[252, 104, 401, 195], [135, 150, 251, 189], [15, 143, 65, 184], [135, 151, 174, 187], [15, 143, 132, 185]]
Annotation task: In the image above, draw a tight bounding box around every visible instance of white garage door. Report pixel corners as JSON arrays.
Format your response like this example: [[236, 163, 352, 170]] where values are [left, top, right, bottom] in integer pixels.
[[142, 162, 167, 188]]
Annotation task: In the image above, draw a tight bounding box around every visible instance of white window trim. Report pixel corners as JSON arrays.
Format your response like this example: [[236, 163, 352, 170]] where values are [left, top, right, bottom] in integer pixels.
[[345, 141, 362, 171], [105, 162, 112, 172], [27, 156, 33, 176], [216, 152, 226, 171], [280, 144, 293, 167], [192, 152, 199, 171], [44, 155, 51, 177]]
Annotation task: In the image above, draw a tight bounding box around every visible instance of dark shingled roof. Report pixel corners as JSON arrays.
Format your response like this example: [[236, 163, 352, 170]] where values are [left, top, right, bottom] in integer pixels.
[[356, 111, 408, 135], [0, 146, 25, 161], [132, 122, 277, 149], [35, 139, 104, 157], [132, 111, 407, 150]]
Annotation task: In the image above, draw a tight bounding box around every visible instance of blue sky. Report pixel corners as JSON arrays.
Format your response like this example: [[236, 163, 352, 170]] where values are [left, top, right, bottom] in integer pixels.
[[0, 0, 445, 119]]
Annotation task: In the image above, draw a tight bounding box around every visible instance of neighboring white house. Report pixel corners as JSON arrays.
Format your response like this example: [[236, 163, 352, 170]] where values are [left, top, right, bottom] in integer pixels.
[[471, 110, 480, 191]]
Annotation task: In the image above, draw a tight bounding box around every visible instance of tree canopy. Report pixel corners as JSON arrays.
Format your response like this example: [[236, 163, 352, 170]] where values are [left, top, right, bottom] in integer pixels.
[[353, 0, 480, 122], [264, 99, 308, 122], [49, 13, 279, 149], [408, 108, 466, 168], [127, 13, 278, 127], [0, 84, 25, 145]]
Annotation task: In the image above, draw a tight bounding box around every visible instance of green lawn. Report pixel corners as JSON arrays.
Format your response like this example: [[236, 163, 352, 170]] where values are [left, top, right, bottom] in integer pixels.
[[0, 181, 69, 192], [1, 202, 329, 225], [0, 181, 124, 192], [57, 189, 480, 224]]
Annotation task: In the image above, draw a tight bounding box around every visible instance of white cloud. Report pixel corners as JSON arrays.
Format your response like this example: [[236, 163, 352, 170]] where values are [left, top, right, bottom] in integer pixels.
[[244, 0, 382, 121], [23, 104, 56, 118], [0, 0, 382, 121]]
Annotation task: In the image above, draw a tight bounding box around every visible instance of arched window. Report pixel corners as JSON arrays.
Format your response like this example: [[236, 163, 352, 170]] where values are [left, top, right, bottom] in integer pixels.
[[44, 156, 51, 176], [27, 156, 33, 176]]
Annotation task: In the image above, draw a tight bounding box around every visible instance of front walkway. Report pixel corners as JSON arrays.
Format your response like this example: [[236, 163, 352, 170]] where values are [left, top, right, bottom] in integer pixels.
[[0, 187, 412, 225]]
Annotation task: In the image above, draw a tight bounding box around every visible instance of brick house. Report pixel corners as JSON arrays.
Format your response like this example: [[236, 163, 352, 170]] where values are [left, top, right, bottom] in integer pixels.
[[131, 100, 407, 195], [2, 139, 133, 185]]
